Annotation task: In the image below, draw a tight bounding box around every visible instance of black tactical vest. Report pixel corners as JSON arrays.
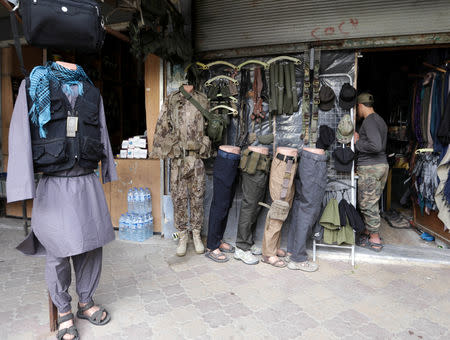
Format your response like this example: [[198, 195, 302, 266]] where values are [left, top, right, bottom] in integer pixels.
[[26, 79, 105, 174]]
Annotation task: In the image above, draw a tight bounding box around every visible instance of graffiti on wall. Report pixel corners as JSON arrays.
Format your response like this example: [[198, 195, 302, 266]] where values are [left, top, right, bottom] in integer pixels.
[[311, 18, 359, 41]]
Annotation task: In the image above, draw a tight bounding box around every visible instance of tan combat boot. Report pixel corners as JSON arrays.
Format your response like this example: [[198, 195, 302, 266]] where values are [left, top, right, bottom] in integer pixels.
[[176, 230, 188, 257], [192, 229, 205, 254]]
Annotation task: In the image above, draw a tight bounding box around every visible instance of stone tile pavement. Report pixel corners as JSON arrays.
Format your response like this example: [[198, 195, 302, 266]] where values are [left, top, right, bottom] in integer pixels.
[[0, 223, 449, 340]]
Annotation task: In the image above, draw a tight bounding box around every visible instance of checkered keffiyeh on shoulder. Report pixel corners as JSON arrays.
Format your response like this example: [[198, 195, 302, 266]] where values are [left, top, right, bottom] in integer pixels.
[[28, 61, 92, 138]]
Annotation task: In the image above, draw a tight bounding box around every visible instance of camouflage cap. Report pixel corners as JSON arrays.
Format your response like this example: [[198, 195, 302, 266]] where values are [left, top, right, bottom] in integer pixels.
[[336, 114, 354, 144], [357, 93, 374, 105]]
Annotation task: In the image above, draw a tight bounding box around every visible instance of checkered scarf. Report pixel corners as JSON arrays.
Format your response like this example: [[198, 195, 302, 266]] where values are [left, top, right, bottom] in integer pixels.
[[28, 62, 92, 138]]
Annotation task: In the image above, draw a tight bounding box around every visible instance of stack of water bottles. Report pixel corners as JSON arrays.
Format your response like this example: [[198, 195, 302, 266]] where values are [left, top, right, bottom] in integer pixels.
[[119, 187, 153, 242]]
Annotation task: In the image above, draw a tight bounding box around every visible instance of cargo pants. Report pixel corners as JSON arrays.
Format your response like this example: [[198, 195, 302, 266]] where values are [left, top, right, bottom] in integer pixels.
[[262, 154, 298, 257], [170, 156, 205, 231], [287, 149, 328, 262], [235, 152, 270, 251], [357, 163, 389, 233]]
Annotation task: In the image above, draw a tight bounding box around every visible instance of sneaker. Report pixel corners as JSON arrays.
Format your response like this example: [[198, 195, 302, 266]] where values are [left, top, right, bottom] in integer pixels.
[[250, 244, 262, 255], [287, 260, 319, 272], [234, 248, 259, 265]]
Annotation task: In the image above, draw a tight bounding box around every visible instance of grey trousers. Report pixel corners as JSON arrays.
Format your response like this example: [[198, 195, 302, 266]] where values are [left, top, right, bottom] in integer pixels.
[[45, 247, 103, 313], [236, 170, 268, 251], [287, 150, 328, 262]]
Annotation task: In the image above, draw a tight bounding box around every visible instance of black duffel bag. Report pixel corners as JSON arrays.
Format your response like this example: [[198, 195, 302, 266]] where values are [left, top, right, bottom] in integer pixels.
[[10, 0, 105, 74]]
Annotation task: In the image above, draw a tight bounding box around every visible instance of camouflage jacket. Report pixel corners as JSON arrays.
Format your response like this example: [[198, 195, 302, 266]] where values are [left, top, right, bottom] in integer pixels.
[[152, 90, 211, 159]]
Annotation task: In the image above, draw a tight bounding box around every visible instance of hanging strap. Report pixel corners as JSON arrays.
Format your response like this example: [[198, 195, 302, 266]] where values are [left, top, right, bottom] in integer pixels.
[[269, 62, 278, 115], [9, 7, 28, 76], [280, 159, 295, 200], [179, 86, 212, 122], [310, 48, 321, 147], [289, 62, 299, 113], [301, 49, 311, 144], [277, 63, 284, 114], [251, 67, 264, 122], [283, 63, 293, 115]]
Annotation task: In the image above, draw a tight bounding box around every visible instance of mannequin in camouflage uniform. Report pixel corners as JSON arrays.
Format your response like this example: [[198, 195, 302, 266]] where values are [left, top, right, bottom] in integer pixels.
[[152, 85, 211, 256]]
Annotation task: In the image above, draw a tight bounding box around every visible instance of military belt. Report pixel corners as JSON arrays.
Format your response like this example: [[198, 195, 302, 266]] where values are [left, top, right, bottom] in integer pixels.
[[276, 153, 297, 163]]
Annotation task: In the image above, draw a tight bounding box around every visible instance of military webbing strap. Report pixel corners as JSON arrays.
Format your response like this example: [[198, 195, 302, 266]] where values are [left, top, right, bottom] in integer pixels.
[[277, 63, 284, 114], [289, 62, 299, 113], [269, 63, 278, 114], [310, 48, 321, 147], [280, 158, 295, 200], [179, 86, 212, 122], [283, 63, 293, 115], [301, 49, 311, 144]]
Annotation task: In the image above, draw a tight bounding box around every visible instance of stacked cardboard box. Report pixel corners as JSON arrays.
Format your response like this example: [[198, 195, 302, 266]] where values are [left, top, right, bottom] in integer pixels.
[[119, 136, 148, 159]]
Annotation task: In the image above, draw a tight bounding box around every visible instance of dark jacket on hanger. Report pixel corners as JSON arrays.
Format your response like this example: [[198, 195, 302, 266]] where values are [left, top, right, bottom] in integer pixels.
[[438, 93, 450, 146], [338, 199, 365, 234]]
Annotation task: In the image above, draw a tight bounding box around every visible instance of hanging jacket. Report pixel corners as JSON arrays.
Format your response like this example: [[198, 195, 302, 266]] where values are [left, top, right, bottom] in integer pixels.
[[338, 199, 365, 234], [26, 79, 104, 174]]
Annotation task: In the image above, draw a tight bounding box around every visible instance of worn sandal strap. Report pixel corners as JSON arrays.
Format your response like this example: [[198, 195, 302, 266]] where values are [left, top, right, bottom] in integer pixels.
[[90, 308, 106, 323], [58, 312, 74, 324], [78, 300, 95, 313], [56, 325, 78, 340]]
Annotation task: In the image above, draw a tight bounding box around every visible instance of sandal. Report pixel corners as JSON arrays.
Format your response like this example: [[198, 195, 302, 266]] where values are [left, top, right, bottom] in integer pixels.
[[205, 250, 229, 263], [261, 255, 287, 268], [357, 235, 383, 252], [77, 301, 111, 326], [56, 313, 79, 340], [277, 249, 287, 257], [219, 242, 235, 253]]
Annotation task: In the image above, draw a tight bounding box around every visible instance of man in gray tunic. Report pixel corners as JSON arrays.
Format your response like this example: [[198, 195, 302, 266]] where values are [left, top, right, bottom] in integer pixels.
[[7, 61, 117, 340]]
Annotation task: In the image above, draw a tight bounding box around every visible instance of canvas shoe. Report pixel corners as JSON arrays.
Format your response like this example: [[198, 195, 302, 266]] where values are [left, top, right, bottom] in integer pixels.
[[234, 248, 259, 265], [250, 244, 262, 255], [287, 260, 319, 272]]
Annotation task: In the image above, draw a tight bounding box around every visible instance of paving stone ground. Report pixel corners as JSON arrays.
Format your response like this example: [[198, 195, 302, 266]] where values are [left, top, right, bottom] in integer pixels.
[[0, 222, 449, 340]]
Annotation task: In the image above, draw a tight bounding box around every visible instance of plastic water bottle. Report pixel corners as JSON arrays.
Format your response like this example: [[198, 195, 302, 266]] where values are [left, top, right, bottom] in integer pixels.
[[137, 215, 144, 242], [139, 188, 145, 214], [130, 214, 138, 241], [119, 214, 125, 240], [145, 188, 152, 214], [127, 189, 134, 214], [133, 189, 140, 214], [125, 213, 131, 240]]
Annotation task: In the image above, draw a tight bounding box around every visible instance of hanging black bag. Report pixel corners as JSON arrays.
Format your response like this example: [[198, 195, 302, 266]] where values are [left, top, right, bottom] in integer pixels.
[[9, 0, 105, 74]]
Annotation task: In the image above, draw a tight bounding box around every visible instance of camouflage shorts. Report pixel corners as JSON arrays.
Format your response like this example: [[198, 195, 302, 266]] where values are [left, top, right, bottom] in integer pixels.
[[357, 164, 389, 233]]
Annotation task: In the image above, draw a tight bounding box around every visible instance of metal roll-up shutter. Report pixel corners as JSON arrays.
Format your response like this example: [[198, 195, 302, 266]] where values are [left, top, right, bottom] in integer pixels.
[[193, 0, 450, 52]]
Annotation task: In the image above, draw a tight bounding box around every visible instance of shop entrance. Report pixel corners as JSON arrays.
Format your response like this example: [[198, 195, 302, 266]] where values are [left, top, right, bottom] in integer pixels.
[[357, 47, 450, 249]]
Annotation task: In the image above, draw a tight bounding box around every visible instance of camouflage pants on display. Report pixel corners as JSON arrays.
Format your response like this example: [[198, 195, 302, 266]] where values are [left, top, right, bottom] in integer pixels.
[[170, 156, 205, 231], [357, 164, 389, 233]]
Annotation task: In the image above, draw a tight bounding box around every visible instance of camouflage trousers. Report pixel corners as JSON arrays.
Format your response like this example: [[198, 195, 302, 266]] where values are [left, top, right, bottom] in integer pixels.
[[170, 156, 205, 231], [357, 164, 389, 233]]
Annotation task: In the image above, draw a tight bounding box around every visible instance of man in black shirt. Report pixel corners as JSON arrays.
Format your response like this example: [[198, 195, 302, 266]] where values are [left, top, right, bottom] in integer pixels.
[[354, 93, 389, 252]]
